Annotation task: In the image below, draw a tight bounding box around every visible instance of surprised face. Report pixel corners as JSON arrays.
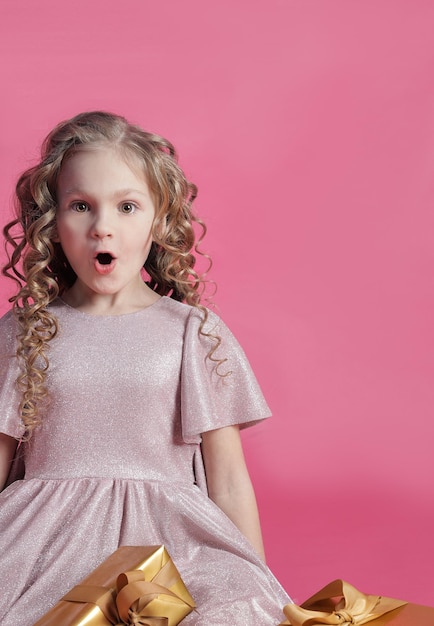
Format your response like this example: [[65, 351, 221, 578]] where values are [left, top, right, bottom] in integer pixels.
[[55, 146, 156, 310]]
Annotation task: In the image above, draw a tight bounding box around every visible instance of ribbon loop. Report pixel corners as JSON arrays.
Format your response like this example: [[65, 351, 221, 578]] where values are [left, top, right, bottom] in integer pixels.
[[280, 580, 407, 626]]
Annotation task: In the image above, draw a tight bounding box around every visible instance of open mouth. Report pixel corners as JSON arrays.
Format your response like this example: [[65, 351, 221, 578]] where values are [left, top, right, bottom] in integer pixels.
[[96, 253, 114, 265]]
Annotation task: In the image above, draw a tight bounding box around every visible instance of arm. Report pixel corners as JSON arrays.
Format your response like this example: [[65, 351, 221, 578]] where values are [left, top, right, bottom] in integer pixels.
[[0, 433, 17, 491], [201, 424, 266, 562]]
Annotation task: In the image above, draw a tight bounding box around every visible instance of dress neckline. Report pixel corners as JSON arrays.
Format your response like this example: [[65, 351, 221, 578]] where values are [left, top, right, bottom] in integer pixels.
[[54, 295, 166, 319]]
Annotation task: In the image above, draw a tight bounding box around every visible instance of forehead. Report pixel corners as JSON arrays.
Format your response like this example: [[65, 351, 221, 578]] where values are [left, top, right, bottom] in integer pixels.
[[57, 145, 149, 192]]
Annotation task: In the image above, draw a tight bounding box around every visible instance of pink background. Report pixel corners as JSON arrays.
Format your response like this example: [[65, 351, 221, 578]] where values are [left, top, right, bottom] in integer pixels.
[[1, 0, 433, 607]]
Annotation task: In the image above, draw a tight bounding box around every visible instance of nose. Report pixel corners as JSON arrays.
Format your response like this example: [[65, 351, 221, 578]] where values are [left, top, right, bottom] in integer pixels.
[[90, 209, 113, 239]]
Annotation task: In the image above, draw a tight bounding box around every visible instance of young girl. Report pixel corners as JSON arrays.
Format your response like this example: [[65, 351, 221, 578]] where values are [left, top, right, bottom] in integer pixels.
[[0, 111, 291, 624]]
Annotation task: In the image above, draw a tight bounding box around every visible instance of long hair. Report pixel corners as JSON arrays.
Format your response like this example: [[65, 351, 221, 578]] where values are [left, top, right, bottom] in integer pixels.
[[3, 111, 223, 438]]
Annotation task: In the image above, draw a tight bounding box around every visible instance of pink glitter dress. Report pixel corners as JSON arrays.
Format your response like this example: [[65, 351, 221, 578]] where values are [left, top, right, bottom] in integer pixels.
[[0, 297, 291, 625]]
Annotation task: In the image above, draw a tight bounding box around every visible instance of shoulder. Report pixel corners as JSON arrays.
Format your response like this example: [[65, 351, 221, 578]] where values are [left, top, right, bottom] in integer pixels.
[[158, 296, 225, 332], [0, 311, 19, 369], [159, 298, 239, 358], [0, 310, 18, 350], [157, 296, 193, 321], [0, 309, 15, 327]]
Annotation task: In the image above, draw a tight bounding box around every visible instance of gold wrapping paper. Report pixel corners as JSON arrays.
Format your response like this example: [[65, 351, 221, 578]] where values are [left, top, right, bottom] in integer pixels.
[[279, 579, 434, 626], [33, 546, 196, 626]]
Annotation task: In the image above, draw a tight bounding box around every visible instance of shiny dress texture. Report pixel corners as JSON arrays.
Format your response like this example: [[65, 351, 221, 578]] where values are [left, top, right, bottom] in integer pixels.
[[0, 297, 291, 625]]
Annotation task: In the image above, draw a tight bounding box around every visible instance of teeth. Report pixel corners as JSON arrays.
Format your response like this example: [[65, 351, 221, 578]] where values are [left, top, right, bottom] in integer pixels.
[[96, 253, 113, 265]]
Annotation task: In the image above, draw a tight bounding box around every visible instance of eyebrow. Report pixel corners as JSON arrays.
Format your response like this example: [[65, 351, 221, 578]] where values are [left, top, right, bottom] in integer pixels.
[[61, 188, 150, 198]]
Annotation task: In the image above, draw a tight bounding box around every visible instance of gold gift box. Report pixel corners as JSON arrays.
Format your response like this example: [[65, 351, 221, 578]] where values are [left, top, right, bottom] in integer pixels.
[[33, 545, 196, 626], [370, 603, 434, 625], [280, 579, 434, 626]]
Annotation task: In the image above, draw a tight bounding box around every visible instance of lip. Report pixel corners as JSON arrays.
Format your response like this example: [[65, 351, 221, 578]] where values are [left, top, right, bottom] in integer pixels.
[[93, 251, 117, 275]]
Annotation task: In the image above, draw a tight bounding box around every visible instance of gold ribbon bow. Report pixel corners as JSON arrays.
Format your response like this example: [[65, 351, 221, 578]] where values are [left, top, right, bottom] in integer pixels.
[[280, 580, 407, 626], [63, 559, 195, 626]]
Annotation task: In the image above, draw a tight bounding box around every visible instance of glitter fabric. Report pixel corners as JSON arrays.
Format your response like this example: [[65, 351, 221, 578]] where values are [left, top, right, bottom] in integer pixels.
[[0, 297, 291, 625]]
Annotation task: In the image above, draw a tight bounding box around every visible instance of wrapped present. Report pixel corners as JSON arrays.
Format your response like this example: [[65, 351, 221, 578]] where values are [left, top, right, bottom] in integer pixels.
[[279, 579, 434, 625], [33, 545, 196, 626]]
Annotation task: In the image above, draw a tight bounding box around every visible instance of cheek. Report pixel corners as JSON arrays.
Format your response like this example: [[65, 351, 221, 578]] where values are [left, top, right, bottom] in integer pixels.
[[56, 213, 83, 234], [55, 221, 79, 249], [137, 218, 155, 243]]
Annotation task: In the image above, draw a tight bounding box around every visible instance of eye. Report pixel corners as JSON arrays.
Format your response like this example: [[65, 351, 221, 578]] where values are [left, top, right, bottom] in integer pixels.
[[71, 201, 89, 213], [119, 202, 137, 214]]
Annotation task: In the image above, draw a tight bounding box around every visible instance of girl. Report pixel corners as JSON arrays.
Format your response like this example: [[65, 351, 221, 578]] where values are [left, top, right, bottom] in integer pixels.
[[0, 111, 291, 624]]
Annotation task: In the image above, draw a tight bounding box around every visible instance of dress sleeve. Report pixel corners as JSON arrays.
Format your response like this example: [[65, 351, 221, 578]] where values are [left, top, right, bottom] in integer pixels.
[[0, 311, 25, 440], [181, 308, 272, 443]]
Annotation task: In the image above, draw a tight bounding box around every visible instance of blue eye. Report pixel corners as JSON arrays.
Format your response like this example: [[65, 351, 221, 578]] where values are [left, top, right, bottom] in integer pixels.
[[120, 203, 136, 214], [71, 202, 89, 212]]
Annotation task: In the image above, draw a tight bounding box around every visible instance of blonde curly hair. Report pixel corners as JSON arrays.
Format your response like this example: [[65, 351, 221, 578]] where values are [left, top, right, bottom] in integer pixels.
[[3, 111, 223, 438]]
